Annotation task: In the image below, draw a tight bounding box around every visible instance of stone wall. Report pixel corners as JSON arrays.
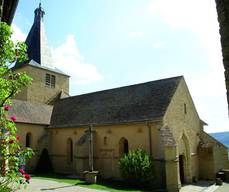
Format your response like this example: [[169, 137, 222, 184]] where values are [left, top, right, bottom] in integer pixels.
[[49, 122, 166, 189], [17, 123, 47, 172], [13, 65, 69, 104], [215, 0, 229, 108], [163, 78, 201, 182], [199, 132, 229, 179]]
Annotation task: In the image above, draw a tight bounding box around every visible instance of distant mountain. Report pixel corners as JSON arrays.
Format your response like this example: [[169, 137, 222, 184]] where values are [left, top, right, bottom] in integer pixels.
[[210, 131, 229, 148]]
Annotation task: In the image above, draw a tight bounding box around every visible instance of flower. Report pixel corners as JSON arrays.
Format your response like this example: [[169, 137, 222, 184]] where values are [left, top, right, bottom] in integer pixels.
[[10, 115, 17, 122], [24, 174, 30, 181], [16, 135, 21, 141], [9, 139, 14, 144], [20, 165, 25, 169], [19, 168, 25, 175], [4, 105, 11, 111]]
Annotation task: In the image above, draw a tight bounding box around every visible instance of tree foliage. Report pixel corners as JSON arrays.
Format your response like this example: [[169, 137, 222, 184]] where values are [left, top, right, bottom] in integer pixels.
[[119, 149, 154, 187], [0, 22, 34, 191]]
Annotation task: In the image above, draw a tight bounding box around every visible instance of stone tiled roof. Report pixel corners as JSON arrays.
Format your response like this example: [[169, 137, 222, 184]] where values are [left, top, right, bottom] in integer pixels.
[[46, 90, 70, 105], [50, 76, 182, 128], [10, 99, 53, 125], [200, 132, 228, 149], [159, 125, 176, 147]]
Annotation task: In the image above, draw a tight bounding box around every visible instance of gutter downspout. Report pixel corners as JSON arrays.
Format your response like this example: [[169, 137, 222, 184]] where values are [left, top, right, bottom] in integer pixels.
[[147, 122, 152, 157]]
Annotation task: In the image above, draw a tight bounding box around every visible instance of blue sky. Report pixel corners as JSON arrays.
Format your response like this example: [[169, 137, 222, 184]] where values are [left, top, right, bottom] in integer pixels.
[[12, 0, 229, 133]]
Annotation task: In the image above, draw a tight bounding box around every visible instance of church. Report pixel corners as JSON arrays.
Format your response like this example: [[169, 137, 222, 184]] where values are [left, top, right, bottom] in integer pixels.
[[11, 4, 229, 192]]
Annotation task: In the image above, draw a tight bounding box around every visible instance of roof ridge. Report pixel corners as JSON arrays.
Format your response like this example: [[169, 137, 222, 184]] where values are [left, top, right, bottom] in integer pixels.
[[61, 75, 183, 101]]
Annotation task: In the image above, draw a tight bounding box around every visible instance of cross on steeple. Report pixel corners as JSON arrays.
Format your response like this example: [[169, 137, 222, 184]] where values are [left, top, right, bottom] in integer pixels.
[[14, 2, 54, 69], [34, 2, 45, 22]]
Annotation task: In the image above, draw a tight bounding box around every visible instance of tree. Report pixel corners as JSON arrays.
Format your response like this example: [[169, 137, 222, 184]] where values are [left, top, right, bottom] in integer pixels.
[[119, 149, 154, 188], [0, 22, 34, 191]]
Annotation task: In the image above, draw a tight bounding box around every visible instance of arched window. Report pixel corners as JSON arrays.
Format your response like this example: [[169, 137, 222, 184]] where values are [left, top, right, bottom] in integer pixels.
[[104, 136, 107, 145], [26, 132, 32, 147], [67, 138, 73, 163], [119, 137, 129, 156]]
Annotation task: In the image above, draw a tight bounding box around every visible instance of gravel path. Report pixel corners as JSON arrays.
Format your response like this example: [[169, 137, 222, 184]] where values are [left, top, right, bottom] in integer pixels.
[[213, 183, 229, 192], [16, 178, 107, 192]]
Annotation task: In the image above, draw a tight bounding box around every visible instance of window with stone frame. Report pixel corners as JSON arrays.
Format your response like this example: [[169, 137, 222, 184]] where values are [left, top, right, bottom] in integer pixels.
[[119, 137, 129, 156], [184, 103, 187, 114], [67, 138, 73, 164], [26, 132, 32, 147], [45, 73, 56, 88]]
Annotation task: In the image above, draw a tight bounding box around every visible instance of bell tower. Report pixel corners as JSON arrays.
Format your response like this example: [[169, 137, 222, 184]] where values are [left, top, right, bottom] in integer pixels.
[[13, 3, 70, 104]]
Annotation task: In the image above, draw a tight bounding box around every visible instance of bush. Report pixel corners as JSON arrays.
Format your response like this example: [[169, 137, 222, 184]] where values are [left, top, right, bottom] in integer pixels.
[[119, 149, 154, 187]]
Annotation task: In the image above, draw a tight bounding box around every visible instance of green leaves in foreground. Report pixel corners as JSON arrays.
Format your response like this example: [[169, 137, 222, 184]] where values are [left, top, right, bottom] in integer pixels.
[[0, 21, 34, 191], [119, 149, 154, 187]]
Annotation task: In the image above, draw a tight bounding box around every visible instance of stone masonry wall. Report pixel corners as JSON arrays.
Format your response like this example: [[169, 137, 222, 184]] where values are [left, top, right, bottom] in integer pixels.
[[13, 65, 69, 104]]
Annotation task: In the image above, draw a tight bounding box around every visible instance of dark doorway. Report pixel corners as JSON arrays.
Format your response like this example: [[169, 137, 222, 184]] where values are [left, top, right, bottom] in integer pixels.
[[179, 155, 185, 184], [35, 148, 53, 173]]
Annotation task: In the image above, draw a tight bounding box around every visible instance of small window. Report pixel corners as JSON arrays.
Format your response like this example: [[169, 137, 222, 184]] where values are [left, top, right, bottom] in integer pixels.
[[119, 137, 129, 156], [26, 132, 32, 147], [45, 74, 50, 87], [184, 103, 187, 114], [104, 136, 107, 145], [45, 73, 55, 88], [51, 75, 55, 88]]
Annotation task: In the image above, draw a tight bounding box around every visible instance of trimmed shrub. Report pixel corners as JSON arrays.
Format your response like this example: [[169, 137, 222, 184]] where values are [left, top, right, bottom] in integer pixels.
[[119, 149, 154, 187]]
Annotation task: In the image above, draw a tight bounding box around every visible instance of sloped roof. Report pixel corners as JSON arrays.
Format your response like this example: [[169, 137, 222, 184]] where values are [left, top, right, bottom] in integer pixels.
[[50, 76, 182, 128], [10, 99, 53, 125], [46, 90, 70, 105], [18, 60, 69, 76], [199, 132, 228, 149]]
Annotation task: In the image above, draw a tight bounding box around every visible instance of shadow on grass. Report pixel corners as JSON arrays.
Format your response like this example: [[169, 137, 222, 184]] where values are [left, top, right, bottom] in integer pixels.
[[40, 184, 76, 191], [33, 174, 162, 192], [81, 179, 154, 191]]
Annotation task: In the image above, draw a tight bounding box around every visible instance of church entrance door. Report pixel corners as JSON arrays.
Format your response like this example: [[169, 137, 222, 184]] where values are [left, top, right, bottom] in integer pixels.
[[179, 155, 185, 184]]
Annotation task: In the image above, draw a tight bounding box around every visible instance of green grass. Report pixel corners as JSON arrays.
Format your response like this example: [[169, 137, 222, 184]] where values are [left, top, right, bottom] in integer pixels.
[[32, 174, 151, 192]]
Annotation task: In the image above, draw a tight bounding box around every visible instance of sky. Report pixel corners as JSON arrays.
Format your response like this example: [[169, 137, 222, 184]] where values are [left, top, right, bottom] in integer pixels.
[[12, 0, 229, 133]]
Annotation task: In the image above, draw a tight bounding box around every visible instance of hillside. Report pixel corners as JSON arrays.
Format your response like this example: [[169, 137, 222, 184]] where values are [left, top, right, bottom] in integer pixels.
[[210, 131, 229, 148]]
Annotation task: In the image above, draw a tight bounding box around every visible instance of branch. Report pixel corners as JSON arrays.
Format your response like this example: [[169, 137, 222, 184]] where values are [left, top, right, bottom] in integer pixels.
[[0, 89, 16, 107]]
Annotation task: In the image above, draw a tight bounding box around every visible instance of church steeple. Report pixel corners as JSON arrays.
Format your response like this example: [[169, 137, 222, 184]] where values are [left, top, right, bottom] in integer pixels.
[[12, 3, 69, 104], [34, 3, 45, 22], [14, 3, 54, 68]]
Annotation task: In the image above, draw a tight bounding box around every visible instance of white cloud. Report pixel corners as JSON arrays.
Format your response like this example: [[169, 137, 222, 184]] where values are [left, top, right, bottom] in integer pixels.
[[52, 34, 103, 85], [148, 0, 216, 31], [11, 24, 26, 42], [148, 0, 222, 68], [129, 31, 143, 38], [10, 25, 102, 86], [152, 41, 165, 49], [148, 0, 228, 132]]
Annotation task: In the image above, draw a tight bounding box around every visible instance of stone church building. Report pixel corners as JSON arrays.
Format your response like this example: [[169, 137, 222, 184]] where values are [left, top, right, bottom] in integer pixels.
[[11, 4, 229, 192]]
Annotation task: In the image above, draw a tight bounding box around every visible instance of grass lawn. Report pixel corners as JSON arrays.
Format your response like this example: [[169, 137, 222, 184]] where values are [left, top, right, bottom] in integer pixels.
[[32, 174, 151, 192]]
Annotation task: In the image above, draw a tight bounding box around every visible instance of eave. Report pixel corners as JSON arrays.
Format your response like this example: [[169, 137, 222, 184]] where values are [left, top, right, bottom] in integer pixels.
[[0, 0, 19, 25]]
